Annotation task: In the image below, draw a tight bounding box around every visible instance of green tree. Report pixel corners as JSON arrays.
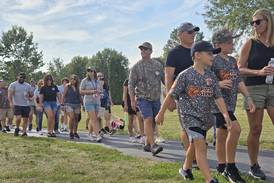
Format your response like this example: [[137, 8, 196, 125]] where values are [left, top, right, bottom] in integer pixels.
[[162, 28, 180, 61], [63, 56, 89, 80], [195, 32, 204, 42], [203, 0, 274, 37], [47, 57, 66, 83], [90, 49, 129, 104], [0, 25, 43, 82]]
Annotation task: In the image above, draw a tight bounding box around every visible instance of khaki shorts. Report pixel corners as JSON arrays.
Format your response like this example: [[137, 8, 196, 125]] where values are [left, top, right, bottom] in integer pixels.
[[65, 104, 81, 114], [244, 85, 274, 109], [0, 108, 14, 120]]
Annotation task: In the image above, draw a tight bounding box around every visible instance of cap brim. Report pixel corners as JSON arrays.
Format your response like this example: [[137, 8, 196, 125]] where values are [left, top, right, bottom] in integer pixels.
[[212, 48, 221, 54], [192, 26, 200, 32]]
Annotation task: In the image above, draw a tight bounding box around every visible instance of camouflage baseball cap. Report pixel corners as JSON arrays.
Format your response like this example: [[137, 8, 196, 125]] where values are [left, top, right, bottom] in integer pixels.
[[138, 42, 152, 50], [212, 29, 234, 44]]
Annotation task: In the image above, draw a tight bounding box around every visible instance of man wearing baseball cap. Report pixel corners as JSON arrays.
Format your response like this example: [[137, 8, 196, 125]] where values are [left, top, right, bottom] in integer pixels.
[[128, 42, 164, 156], [165, 22, 200, 174]]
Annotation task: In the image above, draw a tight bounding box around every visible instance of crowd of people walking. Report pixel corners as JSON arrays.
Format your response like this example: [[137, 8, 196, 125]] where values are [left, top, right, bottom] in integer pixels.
[[0, 8, 273, 183]]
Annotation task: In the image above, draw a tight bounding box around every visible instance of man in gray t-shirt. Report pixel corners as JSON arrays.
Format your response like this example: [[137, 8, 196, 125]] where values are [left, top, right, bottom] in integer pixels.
[[8, 73, 32, 136]]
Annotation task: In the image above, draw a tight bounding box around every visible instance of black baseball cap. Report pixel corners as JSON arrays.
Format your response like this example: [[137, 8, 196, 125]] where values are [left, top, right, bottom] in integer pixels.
[[191, 41, 221, 57]]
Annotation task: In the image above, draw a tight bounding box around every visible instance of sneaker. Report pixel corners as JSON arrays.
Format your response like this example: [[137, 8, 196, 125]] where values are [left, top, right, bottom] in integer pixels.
[[38, 131, 43, 135], [155, 136, 165, 143], [69, 132, 74, 139], [225, 167, 246, 183], [21, 132, 28, 137], [135, 134, 141, 139], [138, 136, 145, 144], [55, 130, 61, 134], [74, 133, 80, 139], [210, 178, 219, 183], [5, 126, 10, 132], [249, 164, 266, 180], [14, 128, 19, 136], [151, 144, 163, 155], [28, 124, 32, 131], [216, 164, 226, 174], [143, 144, 151, 152], [178, 168, 194, 180], [88, 135, 96, 141], [51, 133, 56, 137], [129, 136, 138, 143], [96, 135, 102, 142], [2, 129, 7, 133]]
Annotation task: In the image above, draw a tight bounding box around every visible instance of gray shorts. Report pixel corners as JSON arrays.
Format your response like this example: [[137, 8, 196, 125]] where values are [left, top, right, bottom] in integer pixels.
[[65, 104, 81, 114], [244, 85, 274, 109], [0, 108, 14, 120], [185, 127, 207, 142]]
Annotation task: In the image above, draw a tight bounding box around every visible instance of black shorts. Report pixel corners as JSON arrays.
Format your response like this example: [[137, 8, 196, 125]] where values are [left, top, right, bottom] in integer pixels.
[[14, 106, 30, 118], [214, 111, 237, 129]]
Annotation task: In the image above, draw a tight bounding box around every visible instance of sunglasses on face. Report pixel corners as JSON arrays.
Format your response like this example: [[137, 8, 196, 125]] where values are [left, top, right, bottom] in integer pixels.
[[250, 19, 264, 26], [187, 30, 196, 34], [140, 47, 150, 51], [87, 69, 95, 72], [71, 78, 77, 80], [19, 76, 26, 79]]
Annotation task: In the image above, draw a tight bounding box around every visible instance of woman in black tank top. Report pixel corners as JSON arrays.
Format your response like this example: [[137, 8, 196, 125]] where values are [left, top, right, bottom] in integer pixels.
[[238, 8, 274, 180]]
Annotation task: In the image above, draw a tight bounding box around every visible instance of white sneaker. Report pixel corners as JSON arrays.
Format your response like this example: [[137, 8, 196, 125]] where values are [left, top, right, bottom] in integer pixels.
[[138, 136, 145, 144], [96, 135, 102, 142], [155, 137, 166, 143], [38, 131, 43, 135], [88, 135, 96, 142], [129, 136, 138, 143]]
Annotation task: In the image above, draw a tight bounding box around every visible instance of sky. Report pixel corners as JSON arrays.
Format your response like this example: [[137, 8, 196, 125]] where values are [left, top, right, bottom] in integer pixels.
[[0, 0, 211, 67]]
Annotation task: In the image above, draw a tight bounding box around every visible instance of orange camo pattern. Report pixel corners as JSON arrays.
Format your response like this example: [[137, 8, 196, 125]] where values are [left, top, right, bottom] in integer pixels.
[[187, 85, 201, 97], [219, 70, 231, 80]]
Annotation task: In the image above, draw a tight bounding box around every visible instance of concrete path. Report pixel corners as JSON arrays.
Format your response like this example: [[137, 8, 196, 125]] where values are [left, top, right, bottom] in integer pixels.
[[9, 130, 274, 182]]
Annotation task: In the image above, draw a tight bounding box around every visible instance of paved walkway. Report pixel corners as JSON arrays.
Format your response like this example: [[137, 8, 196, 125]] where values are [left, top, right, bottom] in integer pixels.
[[11, 130, 274, 182]]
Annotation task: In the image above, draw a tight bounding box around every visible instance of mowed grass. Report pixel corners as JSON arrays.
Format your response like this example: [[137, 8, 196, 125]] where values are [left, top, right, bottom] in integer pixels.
[[109, 95, 274, 150], [0, 134, 263, 183]]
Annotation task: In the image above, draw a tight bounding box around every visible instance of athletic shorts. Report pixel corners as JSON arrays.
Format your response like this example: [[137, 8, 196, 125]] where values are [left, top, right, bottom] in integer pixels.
[[185, 127, 207, 142], [14, 106, 30, 118], [0, 108, 14, 120], [213, 111, 237, 129]]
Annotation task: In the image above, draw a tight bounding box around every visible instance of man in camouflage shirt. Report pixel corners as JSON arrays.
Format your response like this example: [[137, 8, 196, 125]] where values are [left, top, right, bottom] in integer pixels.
[[128, 42, 164, 156]]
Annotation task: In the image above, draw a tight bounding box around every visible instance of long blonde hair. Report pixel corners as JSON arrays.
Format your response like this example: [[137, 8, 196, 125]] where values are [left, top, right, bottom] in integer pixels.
[[252, 8, 274, 48]]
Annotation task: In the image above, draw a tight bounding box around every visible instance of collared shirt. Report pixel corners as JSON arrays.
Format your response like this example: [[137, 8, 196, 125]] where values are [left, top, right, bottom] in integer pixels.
[[129, 59, 164, 101]]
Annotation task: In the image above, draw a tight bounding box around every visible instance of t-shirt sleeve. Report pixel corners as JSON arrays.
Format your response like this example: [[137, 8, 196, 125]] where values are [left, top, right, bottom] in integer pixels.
[[212, 74, 222, 99], [8, 83, 15, 92], [170, 72, 186, 100], [165, 50, 177, 68], [80, 80, 86, 90], [128, 66, 137, 97]]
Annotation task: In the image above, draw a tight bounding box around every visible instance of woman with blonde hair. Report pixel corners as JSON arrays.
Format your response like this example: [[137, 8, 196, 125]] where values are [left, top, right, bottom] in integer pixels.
[[238, 8, 274, 180], [34, 79, 44, 134]]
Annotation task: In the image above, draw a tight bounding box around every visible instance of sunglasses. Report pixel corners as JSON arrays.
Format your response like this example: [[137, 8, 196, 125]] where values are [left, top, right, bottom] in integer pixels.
[[19, 76, 26, 79], [140, 47, 150, 51], [71, 78, 77, 80], [187, 30, 196, 34], [87, 69, 95, 72], [250, 19, 265, 26]]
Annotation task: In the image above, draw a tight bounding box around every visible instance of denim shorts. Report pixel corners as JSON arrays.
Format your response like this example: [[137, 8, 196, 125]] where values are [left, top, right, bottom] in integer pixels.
[[137, 98, 160, 119], [85, 103, 99, 113], [43, 101, 58, 112]]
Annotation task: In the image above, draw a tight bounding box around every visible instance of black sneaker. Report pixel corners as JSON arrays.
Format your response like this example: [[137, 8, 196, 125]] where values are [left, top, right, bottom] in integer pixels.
[[249, 164, 266, 180], [178, 168, 194, 180], [74, 133, 80, 139], [2, 129, 7, 133], [225, 167, 246, 183], [14, 128, 19, 136], [210, 178, 219, 183], [69, 133, 74, 139], [28, 124, 32, 131], [151, 144, 163, 156], [143, 144, 151, 152], [216, 164, 226, 174], [5, 126, 10, 132], [21, 132, 28, 137]]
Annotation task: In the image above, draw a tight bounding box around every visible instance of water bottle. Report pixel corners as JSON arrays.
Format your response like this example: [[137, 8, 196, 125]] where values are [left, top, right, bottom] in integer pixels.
[[265, 58, 274, 84]]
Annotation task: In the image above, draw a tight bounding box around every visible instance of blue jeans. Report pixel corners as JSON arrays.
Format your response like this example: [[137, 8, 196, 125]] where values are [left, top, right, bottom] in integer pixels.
[[54, 105, 60, 131], [36, 110, 43, 131], [137, 98, 160, 119]]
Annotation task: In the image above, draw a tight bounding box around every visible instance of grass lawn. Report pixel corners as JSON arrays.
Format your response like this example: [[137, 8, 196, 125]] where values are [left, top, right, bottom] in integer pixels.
[[109, 95, 274, 150], [0, 134, 263, 183]]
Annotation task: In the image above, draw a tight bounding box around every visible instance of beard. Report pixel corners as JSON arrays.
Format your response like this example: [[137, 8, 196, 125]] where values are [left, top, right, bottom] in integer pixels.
[[18, 79, 24, 84]]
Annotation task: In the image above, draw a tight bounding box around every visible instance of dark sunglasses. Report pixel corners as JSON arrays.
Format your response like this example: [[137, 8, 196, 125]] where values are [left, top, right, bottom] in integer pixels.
[[19, 76, 26, 79], [187, 30, 196, 34], [140, 47, 150, 51], [250, 19, 264, 26], [87, 69, 95, 72]]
